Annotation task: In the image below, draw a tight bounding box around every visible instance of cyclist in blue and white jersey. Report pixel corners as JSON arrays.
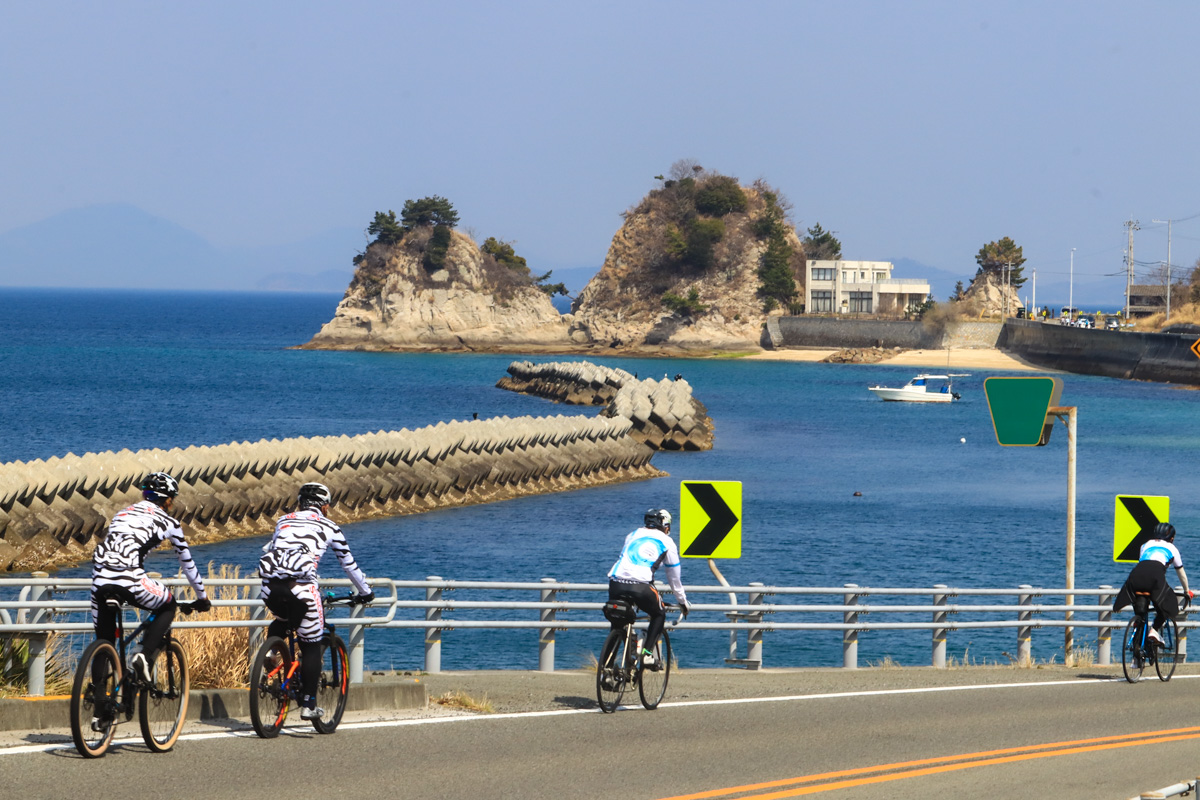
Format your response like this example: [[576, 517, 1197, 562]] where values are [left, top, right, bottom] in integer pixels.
[[90, 472, 210, 683], [258, 482, 374, 720], [607, 508, 689, 666], [1113, 522, 1193, 645]]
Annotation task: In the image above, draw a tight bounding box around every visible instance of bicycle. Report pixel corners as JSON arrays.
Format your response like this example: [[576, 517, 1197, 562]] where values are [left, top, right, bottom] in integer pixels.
[[596, 599, 682, 713], [69, 589, 203, 758], [248, 592, 368, 738], [1122, 590, 1189, 683]]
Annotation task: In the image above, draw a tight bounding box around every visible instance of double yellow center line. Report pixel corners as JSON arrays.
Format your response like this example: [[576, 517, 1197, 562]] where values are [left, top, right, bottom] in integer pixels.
[[658, 725, 1200, 799]]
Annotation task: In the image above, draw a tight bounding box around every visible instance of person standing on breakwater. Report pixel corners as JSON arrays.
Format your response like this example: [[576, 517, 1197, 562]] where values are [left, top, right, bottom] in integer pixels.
[[1113, 522, 1193, 645], [258, 482, 374, 721], [607, 508, 689, 666], [90, 472, 210, 683]]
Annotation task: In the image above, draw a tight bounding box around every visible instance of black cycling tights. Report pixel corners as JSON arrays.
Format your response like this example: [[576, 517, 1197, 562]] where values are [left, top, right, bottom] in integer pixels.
[[609, 581, 666, 652], [264, 587, 323, 708]]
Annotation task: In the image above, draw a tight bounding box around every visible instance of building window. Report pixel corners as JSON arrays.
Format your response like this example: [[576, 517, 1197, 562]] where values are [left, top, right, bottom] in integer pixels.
[[811, 268, 834, 281], [849, 291, 873, 313], [810, 290, 833, 312], [874, 272, 887, 282]]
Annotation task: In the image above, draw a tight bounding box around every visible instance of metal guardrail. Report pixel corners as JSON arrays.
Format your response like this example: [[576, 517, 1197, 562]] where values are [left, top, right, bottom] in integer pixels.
[[0, 576, 1188, 695]]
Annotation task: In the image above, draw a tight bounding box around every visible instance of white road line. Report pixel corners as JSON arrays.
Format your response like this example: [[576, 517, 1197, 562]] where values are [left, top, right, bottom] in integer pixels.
[[6, 674, 1194, 757]]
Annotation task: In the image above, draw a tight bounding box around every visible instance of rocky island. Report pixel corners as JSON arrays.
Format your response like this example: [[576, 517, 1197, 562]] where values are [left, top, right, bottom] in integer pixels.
[[303, 166, 807, 354]]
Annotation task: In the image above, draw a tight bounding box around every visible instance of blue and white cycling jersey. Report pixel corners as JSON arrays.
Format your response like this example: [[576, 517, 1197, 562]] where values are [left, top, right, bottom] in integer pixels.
[[608, 527, 688, 607], [1140, 539, 1183, 569]]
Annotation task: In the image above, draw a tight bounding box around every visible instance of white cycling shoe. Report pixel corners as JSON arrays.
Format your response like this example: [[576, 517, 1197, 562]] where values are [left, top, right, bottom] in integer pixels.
[[1148, 628, 1165, 646], [300, 706, 325, 721]]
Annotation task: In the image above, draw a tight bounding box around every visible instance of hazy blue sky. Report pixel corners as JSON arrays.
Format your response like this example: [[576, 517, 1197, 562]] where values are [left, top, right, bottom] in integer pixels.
[[3, 1, 1199, 304]]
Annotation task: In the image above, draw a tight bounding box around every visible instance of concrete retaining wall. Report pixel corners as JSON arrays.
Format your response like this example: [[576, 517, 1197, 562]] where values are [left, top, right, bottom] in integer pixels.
[[498, 360, 714, 451], [0, 415, 662, 572], [1000, 319, 1200, 384], [767, 317, 1003, 350]]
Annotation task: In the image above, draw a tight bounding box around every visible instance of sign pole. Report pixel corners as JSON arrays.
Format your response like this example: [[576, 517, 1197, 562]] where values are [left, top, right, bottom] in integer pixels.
[[1050, 406, 1077, 657]]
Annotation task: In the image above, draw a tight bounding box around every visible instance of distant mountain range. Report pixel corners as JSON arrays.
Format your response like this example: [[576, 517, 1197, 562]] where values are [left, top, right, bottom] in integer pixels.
[[0, 204, 358, 292]]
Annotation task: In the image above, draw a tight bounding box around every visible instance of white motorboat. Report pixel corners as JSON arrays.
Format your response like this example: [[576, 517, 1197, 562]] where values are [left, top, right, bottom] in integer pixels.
[[868, 374, 967, 403]]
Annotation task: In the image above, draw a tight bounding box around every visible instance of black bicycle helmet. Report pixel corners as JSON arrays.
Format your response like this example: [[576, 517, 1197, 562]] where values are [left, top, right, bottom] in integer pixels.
[[644, 508, 672, 531], [1154, 522, 1176, 541], [140, 472, 179, 502], [297, 482, 332, 510]]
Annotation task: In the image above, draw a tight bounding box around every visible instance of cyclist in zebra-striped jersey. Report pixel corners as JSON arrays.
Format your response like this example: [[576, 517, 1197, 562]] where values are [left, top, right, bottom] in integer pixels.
[[91, 472, 210, 683], [259, 482, 374, 720]]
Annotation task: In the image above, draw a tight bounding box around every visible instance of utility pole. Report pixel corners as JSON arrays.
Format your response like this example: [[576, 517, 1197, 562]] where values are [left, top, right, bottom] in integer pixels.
[[1031, 267, 1037, 318], [1069, 248, 1075, 319], [1153, 218, 1173, 322], [1124, 219, 1140, 321]]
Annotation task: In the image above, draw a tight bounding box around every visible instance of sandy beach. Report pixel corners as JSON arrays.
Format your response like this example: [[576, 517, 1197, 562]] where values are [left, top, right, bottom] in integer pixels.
[[742, 347, 1047, 372]]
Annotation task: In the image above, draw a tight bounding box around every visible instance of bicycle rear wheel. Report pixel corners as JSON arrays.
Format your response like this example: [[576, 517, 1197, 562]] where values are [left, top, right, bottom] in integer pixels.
[[596, 628, 630, 713], [1122, 618, 1145, 683], [139, 639, 189, 752], [70, 640, 121, 758], [249, 636, 292, 738], [312, 634, 349, 733], [1155, 617, 1179, 682], [638, 629, 672, 710]]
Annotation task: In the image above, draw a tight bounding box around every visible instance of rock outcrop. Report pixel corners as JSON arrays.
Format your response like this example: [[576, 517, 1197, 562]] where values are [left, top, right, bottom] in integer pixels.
[[960, 273, 1022, 319], [498, 360, 714, 451], [0, 415, 661, 572], [304, 228, 570, 351], [568, 172, 805, 352]]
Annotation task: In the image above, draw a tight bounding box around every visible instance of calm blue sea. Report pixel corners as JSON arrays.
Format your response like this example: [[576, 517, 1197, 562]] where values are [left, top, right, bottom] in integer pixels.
[[3, 288, 1199, 671]]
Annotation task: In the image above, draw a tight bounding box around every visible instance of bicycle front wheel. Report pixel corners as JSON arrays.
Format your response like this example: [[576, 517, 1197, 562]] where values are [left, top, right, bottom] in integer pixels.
[[1156, 617, 1179, 682], [1122, 618, 1145, 683], [249, 636, 292, 738], [638, 629, 672, 710], [312, 634, 349, 734], [596, 628, 629, 713], [139, 639, 189, 752], [71, 640, 122, 758]]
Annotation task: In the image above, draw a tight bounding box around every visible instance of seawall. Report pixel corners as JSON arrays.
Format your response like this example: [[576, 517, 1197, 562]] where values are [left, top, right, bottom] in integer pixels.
[[0, 415, 662, 572], [767, 317, 1003, 350], [999, 318, 1200, 384]]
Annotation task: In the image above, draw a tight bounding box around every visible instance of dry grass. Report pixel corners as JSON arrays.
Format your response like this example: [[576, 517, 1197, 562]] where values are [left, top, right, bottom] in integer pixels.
[[433, 690, 495, 713], [1131, 302, 1200, 331], [0, 631, 72, 697], [174, 563, 252, 689], [867, 656, 902, 669]]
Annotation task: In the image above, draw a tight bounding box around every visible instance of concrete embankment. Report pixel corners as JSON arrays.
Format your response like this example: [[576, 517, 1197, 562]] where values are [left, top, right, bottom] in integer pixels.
[[497, 360, 714, 451], [0, 415, 662, 572], [766, 317, 1003, 350], [999, 318, 1200, 384]]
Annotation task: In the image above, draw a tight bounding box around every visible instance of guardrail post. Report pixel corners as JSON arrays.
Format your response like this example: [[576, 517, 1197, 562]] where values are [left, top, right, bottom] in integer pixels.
[[1096, 585, 1113, 666], [1017, 585, 1033, 666], [843, 584, 859, 669], [538, 578, 556, 672], [248, 582, 267, 660], [932, 584, 948, 668], [24, 572, 50, 696], [1179, 592, 1189, 664], [747, 582, 764, 669], [348, 601, 366, 684], [425, 576, 443, 674]]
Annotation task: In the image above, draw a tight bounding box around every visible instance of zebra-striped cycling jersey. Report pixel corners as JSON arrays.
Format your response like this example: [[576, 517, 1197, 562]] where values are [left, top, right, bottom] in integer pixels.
[[258, 508, 370, 594], [92, 500, 205, 592]]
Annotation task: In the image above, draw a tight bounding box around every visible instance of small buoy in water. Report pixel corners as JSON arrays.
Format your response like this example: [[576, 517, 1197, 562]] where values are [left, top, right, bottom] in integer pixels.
[[960, 437, 966, 443], [853, 491, 862, 497]]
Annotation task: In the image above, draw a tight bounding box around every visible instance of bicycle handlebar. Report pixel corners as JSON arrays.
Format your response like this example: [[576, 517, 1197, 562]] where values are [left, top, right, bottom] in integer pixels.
[[323, 592, 372, 607]]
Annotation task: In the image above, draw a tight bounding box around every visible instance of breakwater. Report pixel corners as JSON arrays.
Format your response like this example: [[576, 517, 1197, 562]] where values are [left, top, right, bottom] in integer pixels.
[[497, 360, 714, 451], [0, 415, 662, 572], [999, 319, 1200, 385]]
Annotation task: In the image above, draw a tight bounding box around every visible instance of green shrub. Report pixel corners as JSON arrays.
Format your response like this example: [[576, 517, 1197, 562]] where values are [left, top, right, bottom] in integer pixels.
[[685, 217, 725, 271], [481, 237, 529, 272], [664, 225, 688, 259], [662, 287, 708, 317], [367, 210, 404, 246], [694, 176, 747, 216], [424, 225, 453, 271]]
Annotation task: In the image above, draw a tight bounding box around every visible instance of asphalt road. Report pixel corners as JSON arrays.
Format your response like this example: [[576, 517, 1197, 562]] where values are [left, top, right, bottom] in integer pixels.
[[3, 665, 1199, 799]]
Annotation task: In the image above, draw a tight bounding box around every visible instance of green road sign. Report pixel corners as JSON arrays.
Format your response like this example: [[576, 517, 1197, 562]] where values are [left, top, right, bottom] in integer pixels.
[[1114, 494, 1169, 563], [680, 480, 742, 558], [984, 376, 1064, 446]]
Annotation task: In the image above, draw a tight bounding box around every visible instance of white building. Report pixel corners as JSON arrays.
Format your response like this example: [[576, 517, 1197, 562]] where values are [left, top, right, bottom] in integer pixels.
[[803, 260, 931, 315]]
